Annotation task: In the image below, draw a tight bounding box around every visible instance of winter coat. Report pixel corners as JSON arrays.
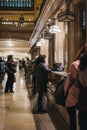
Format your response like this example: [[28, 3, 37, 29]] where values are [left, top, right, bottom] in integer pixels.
[[5, 61, 16, 74], [64, 60, 80, 107], [36, 63, 51, 92]]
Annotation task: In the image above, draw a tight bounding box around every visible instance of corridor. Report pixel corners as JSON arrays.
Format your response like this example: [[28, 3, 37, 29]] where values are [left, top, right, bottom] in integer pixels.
[[0, 68, 36, 130], [0, 62, 81, 130]]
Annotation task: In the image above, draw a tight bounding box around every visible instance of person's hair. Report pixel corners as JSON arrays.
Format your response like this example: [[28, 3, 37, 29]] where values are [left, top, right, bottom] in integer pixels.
[[0, 57, 2, 62], [37, 54, 46, 64], [75, 43, 87, 60], [7, 55, 13, 60], [79, 53, 87, 71]]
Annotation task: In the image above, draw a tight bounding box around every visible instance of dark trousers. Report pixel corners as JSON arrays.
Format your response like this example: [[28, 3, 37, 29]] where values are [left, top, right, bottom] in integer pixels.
[[67, 106, 76, 130], [5, 73, 14, 92], [32, 76, 36, 94], [38, 89, 44, 110], [38, 85, 47, 110], [78, 111, 87, 130]]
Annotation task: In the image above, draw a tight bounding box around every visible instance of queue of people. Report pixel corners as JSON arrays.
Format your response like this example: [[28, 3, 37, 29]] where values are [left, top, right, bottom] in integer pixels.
[[0, 55, 17, 93], [0, 55, 31, 93], [31, 45, 87, 130], [0, 44, 87, 130]]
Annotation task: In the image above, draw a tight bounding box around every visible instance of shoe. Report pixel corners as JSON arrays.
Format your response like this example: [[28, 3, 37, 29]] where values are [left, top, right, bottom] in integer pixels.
[[38, 108, 47, 113], [32, 90, 36, 95], [10, 91, 14, 93], [4, 91, 8, 93], [41, 109, 47, 113]]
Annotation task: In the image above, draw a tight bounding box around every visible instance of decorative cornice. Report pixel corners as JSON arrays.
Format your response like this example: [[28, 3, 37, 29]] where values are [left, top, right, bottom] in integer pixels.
[[29, 0, 64, 48]]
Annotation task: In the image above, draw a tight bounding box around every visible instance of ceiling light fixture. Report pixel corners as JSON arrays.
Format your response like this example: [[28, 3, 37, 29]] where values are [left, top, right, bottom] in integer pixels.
[[36, 37, 46, 46], [7, 41, 14, 47], [36, 42, 42, 46], [49, 25, 61, 33], [57, 0, 75, 22], [39, 38, 46, 43]]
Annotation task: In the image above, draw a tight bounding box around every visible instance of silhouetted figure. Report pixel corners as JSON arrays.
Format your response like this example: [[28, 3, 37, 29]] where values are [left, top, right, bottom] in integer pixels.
[[36, 55, 51, 113], [5, 55, 16, 93]]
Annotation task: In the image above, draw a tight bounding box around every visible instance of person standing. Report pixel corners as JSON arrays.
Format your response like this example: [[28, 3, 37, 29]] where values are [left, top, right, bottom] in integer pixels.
[[77, 53, 87, 130], [64, 59, 80, 130], [64, 43, 87, 130], [32, 58, 39, 94], [5, 55, 16, 93], [0, 57, 4, 89], [36, 55, 51, 113]]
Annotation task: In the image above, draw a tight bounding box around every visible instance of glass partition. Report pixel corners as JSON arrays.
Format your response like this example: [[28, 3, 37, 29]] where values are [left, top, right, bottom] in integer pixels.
[[0, 0, 34, 10]]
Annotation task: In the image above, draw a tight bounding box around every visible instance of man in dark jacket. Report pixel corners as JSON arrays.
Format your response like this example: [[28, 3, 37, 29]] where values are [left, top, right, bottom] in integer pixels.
[[5, 55, 16, 93], [36, 55, 51, 112]]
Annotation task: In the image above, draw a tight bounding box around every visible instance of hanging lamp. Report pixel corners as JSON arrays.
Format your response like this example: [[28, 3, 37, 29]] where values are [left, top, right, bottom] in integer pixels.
[[57, 0, 75, 22]]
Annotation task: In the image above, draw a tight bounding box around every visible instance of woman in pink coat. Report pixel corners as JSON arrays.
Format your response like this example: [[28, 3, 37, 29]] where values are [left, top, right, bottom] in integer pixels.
[[64, 44, 87, 130], [64, 59, 80, 130]]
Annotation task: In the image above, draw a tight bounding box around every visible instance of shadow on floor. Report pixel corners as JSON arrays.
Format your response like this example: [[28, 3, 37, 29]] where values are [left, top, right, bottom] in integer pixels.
[[28, 89, 69, 130]]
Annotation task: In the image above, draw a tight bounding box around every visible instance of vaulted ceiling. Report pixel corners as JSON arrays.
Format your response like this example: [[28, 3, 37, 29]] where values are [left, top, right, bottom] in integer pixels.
[[0, 0, 43, 58]]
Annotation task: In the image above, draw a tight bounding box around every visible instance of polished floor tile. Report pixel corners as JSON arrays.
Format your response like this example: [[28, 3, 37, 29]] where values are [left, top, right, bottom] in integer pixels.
[[0, 69, 36, 130]]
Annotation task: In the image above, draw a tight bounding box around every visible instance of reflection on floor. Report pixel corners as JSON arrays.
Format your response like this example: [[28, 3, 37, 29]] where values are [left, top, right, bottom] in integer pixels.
[[0, 70, 36, 130], [29, 93, 56, 130], [28, 86, 68, 130], [0, 68, 78, 130]]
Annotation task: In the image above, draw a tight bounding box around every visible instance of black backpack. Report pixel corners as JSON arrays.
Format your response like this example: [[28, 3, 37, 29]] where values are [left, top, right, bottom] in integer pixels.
[[54, 77, 67, 106]]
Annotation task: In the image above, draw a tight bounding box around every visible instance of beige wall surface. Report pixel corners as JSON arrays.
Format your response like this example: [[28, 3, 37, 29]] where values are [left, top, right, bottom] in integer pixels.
[[40, 40, 49, 65], [54, 22, 65, 67]]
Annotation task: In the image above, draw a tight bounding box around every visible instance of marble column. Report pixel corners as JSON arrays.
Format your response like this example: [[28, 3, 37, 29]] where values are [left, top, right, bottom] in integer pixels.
[[64, 22, 69, 71]]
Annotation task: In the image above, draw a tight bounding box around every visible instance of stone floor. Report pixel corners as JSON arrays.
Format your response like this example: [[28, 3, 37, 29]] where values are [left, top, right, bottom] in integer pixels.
[[0, 68, 80, 130], [0, 69, 36, 130]]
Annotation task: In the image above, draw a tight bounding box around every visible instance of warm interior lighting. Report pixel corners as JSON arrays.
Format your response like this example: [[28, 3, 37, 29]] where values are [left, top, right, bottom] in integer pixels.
[[36, 38, 46, 46], [7, 41, 14, 47], [49, 25, 61, 33], [36, 42, 42, 46], [39, 38, 46, 43]]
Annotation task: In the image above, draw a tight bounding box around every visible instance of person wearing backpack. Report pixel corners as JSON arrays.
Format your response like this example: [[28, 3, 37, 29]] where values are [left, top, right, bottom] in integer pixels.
[[64, 44, 87, 130], [77, 53, 87, 130]]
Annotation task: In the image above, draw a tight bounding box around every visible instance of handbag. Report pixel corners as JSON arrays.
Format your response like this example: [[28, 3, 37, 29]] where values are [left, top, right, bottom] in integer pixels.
[[13, 75, 16, 82], [55, 76, 66, 106], [55, 76, 75, 106]]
